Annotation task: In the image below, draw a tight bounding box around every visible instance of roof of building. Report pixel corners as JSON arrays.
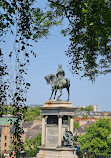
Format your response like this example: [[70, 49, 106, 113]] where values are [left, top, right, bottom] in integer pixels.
[[0, 117, 15, 125], [0, 117, 22, 126], [25, 125, 41, 140], [22, 121, 33, 128]]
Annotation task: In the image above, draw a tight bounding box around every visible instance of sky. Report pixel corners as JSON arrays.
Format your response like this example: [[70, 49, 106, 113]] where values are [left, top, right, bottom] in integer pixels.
[[1, 0, 111, 112], [26, 27, 111, 112]]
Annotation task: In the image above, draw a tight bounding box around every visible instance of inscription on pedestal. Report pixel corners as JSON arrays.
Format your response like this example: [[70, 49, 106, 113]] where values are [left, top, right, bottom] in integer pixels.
[[46, 126, 58, 147]]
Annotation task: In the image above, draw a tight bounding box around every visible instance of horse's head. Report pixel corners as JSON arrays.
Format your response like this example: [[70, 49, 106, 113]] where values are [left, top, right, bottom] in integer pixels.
[[44, 75, 50, 84], [44, 74, 55, 85]]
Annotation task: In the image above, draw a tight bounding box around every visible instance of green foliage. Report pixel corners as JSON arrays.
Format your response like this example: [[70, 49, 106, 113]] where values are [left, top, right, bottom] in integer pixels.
[[33, 9, 61, 39], [84, 105, 94, 112], [24, 106, 41, 121], [68, 116, 70, 128], [79, 119, 111, 157], [1, 0, 110, 156], [80, 107, 85, 111], [48, 0, 111, 81], [0, 49, 8, 117], [0, 0, 15, 36], [24, 134, 41, 157], [74, 121, 80, 130], [2, 106, 13, 115], [80, 105, 94, 112], [82, 115, 88, 119], [0, 0, 53, 156], [73, 135, 80, 148]]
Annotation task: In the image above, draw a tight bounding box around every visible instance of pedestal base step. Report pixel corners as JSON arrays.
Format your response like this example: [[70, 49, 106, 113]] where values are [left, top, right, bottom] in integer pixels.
[[37, 147, 78, 158]]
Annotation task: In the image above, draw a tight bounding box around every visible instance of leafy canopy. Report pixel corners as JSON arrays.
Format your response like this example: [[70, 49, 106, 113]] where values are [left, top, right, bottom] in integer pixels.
[[0, 0, 54, 155], [1, 0, 111, 155], [74, 121, 80, 130], [24, 106, 41, 121], [0, 49, 8, 116], [79, 119, 111, 156], [24, 133, 41, 157], [48, 0, 111, 81], [80, 105, 94, 112]]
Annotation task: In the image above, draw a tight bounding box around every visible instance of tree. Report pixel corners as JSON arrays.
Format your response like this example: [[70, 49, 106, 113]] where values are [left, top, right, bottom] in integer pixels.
[[24, 106, 41, 121], [0, 0, 55, 156], [74, 121, 80, 130], [1, 0, 110, 155], [24, 133, 41, 157], [73, 121, 80, 145], [79, 119, 111, 157], [84, 105, 94, 112], [2, 106, 13, 115], [80, 105, 94, 112], [48, 0, 111, 81], [0, 49, 8, 116]]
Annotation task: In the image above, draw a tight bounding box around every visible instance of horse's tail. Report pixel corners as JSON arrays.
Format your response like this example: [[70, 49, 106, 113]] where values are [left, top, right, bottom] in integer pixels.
[[66, 78, 70, 87]]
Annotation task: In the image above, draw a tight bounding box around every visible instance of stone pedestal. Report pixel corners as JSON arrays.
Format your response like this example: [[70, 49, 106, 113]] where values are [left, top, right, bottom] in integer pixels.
[[37, 101, 78, 158], [37, 147, 77, 158]]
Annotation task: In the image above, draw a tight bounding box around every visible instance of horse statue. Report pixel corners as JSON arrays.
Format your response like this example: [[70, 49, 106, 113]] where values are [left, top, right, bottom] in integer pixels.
[[44, 74, 70, 102]]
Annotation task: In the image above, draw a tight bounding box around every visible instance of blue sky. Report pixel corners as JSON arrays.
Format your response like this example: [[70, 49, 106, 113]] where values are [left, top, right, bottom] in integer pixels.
[[26, 26, 111, 111], [1, 0, 111, 111]]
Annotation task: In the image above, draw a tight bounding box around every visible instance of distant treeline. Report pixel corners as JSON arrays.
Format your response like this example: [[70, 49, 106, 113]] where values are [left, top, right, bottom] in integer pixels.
[[1, 105, 41, 121]]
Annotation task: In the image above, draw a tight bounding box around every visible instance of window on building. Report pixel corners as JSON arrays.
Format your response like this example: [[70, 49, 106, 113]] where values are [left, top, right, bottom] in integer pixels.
[[5, 143, 7, 147], [5, 136, 7, 140]]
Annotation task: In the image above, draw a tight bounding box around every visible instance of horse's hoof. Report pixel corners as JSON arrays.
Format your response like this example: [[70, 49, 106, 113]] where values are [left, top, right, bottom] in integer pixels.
[[57, 99, 62, 102]]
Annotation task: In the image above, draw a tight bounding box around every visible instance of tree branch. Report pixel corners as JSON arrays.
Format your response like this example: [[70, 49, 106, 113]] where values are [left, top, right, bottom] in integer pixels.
[[48, 0, 74, 25]]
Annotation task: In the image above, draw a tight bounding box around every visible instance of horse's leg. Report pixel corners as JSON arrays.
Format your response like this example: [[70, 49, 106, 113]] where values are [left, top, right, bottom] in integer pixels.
[[66, 87, 70, 102], [57, 89, 62, 100], [49, 89, 54, 100], [54, 87, 57, 99]]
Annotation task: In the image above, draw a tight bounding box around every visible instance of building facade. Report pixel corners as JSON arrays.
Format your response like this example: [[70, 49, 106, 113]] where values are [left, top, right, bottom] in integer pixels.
[[0, 116, 22, 155]]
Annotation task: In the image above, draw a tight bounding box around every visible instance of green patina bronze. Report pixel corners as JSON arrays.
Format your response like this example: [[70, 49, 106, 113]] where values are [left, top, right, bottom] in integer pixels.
[[62, 129, 73, 148], [44, 64, 70, 101], [0, 116, 22, 126], [56, 64, 65, 80]]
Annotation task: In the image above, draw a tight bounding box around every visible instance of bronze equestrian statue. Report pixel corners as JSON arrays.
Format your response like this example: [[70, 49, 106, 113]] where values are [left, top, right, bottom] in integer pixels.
[[44, 64, 70, 102]]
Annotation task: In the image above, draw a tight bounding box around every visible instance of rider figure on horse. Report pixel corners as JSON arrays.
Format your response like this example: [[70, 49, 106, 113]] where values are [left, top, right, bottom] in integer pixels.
[[44, 64, 70, 101], [56, 64, 65, 82]]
